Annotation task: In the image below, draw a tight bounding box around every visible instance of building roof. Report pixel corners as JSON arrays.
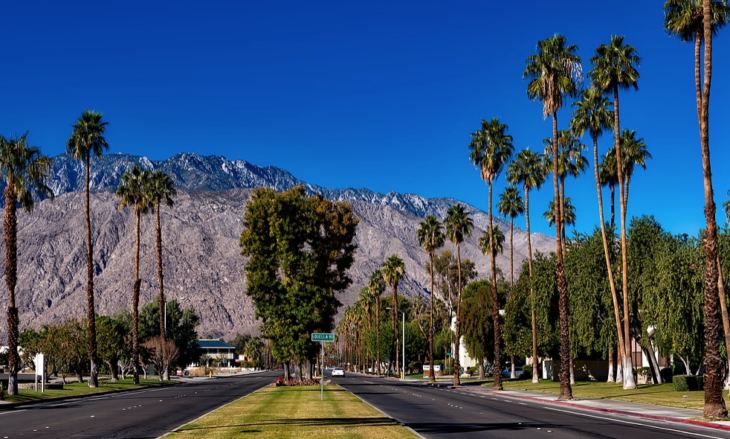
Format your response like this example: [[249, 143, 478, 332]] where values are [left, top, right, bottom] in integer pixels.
[[196, 339, 236, 349]]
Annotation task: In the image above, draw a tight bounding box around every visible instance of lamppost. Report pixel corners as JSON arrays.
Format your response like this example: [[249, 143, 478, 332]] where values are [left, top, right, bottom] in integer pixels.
[[387, 307, 406, 380], [164, 296, 187, 337]]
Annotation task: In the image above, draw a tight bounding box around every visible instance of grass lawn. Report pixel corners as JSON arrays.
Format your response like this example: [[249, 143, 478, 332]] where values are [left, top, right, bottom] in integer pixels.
[[491, 379, 706, 411], [170, 385, 417, 439], [3, 378, 176, 403]]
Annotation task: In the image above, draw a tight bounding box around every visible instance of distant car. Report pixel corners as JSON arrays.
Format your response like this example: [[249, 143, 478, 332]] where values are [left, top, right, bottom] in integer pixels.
[[332, 367, 345, 377], [501, 368, 524, 378], [325, 366, 335, 371]]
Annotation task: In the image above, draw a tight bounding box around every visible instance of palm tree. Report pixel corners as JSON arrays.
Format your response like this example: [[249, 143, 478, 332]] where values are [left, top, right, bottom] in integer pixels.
[[497, 188, 524, 288], [590, 35, 640, 390], [571, 86, 622, 383], [116, 166, 153, 385], [382, 255, 405, 378], [469, 117, 513, 391], [368, 269, 385, 376], [507, 148, 546, 383], [525, 34, 581, 400], [665, 1, 730, 414], [0, 134, 53, 395], [619, 130, 651, 209], [599, 152, 619, 229], [544, 197, 576, 230], [358, 287, 374, 371], [417, 215, 444, 384], [66, 109, 109, 388], [478, 226, 505, 257], [147, 171, 176, 381], [443, 204, 473, 386]]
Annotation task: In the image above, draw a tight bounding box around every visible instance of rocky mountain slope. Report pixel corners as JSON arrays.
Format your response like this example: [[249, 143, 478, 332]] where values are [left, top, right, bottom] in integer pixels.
[[0, 153, 554, 339]]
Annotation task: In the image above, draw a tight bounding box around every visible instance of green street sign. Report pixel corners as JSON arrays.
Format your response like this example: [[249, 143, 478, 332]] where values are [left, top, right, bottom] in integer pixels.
[[330, 355, 336, 358], [446, 353, 453, 356], [311, 333, 335, 342]]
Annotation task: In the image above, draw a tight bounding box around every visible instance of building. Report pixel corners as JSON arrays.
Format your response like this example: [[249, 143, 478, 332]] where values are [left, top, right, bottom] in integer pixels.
[[195, 339, 236, 367]]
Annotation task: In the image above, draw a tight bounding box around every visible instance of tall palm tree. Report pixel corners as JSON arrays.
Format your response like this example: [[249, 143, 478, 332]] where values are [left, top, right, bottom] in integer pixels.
[[618, 130, 651, 209], [525, 34, 581, 400], [543, 130, 588, 255], [368, 269, 385, 376], [0, 134, 52, 395], [571, 87, 623, 383], [507, 148, 546, 383], [66, 109, 109, 388], [116, 166, 153, 385], [665, 0, 730, 416], [479, 226, 505, 258], [599, 153, 619, 229], [147, 171, 176, 381], [443, 204, 473, 386], [497, 187, 524, 288], [469, 117, 513, 391], [358, 287, 374, 371], [590, 35, 640, 390], [544, 197, 576, 230], [382, 255, 405, 378], [417, 215, 444, 384]]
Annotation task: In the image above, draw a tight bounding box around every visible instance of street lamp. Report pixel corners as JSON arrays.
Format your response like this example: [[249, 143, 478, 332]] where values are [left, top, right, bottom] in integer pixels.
[[387, 307, 406, 380], [164, 296, 187, 337]]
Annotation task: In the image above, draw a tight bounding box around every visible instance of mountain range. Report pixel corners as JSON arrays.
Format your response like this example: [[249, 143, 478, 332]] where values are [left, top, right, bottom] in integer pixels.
[[1, 153, 554, 340]]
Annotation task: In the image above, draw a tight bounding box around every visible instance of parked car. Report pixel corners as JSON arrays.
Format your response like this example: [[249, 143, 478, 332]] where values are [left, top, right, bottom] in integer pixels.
[[501, 368, 524, 378], [332, 367, 345, 377]]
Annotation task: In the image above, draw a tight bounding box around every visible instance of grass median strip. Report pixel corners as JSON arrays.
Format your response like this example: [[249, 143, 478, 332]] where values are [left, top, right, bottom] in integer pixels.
[[3, 378, 175, 403], [169, 384, 418, 438]]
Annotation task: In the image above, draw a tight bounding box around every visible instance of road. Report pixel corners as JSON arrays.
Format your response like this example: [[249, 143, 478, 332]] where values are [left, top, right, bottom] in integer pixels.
[[0, 370, 279, 438], [333, 373, 730, 439]]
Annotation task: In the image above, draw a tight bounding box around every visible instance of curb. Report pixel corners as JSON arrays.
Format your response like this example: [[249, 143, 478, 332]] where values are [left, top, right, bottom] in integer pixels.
[[456, 386, 730, 432], [0, 381, 182, 409]]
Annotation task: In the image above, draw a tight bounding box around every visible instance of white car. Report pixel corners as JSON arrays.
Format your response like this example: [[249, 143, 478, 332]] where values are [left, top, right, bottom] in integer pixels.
[[332, 367, 345, 377]]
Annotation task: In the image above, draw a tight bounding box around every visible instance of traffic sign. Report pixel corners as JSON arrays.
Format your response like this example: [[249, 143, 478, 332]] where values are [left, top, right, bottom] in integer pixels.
[[311, 333, 335, 342], [330, 355, 336, 358]]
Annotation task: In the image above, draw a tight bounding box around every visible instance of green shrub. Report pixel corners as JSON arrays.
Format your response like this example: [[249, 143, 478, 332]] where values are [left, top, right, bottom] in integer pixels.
[[673, 375, 703, 391], [466, 366, 477, 376], [522, 364, 532, 377], [443, 367, 454, 375], [408, 361, 423, 372]]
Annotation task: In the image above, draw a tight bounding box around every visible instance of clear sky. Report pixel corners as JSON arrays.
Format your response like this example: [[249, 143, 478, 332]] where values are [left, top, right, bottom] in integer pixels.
[[2, 0, 728, 237]]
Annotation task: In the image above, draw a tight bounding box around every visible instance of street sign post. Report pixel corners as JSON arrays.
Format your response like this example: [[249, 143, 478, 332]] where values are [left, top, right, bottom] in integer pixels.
[[311, 333, 335, 401]]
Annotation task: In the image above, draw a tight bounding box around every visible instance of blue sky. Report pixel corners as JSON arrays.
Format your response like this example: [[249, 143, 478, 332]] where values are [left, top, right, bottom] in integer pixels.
[[2, 0, 728, 237]]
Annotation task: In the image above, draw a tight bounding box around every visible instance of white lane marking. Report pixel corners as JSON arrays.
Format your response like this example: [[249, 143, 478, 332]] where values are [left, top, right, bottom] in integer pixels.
[[0, 410, 25, 416], [544, 406, 726, 439]]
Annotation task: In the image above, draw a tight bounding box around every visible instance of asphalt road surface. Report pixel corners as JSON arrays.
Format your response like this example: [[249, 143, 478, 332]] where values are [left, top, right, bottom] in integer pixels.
[[333, 373, 730, 439], [0, 370, 279, 438]]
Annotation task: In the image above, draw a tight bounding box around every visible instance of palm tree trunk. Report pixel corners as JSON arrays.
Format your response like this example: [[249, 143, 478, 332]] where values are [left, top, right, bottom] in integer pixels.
[[613, 86, 637, 390], [4, 182, 19, 396], [454, 243, 463, 386], [551, 112, 572, 400], [429, 254, 436, 384], [607, 345, 614, 382], [609, 184, 615, 230], [616, 341, 624, 384], [376, 296, 381, 376], [393, 284, 399, 379], [155, 204, 169, 381], [592, 132, 625, 389], [716, 257, 730, 390], [525, 186, 539, 384], [489, 182, 502, 391], [132, 210, 141, 385], [701, 0, 727, 417], [85, 155, 99, 388], [559, 176, 566, 259]]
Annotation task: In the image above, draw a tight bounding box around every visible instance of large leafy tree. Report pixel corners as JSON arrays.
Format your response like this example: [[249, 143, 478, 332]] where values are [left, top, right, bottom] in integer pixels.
[[66, 109, 109, 388], [382, 255, 405, 377], [116, 166, 153, 385], [507, 148, 545, 383], [469, 117, 513, 391], [524, 34, 581, 399], [416, 215, 444, 383], [571, 86, 622, 381], [0, 133, 52, 395], [461, 280, 494, 380], [665, 1, 730, 414], [147, 170, 176, 380], [590, 35, 640, 390], [240, 186, 358, 381], [443, 204, 473, 385]]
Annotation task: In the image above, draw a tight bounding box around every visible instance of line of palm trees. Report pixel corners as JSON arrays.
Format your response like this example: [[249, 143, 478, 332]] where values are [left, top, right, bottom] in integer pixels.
[[2, 110, 177, 395]]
